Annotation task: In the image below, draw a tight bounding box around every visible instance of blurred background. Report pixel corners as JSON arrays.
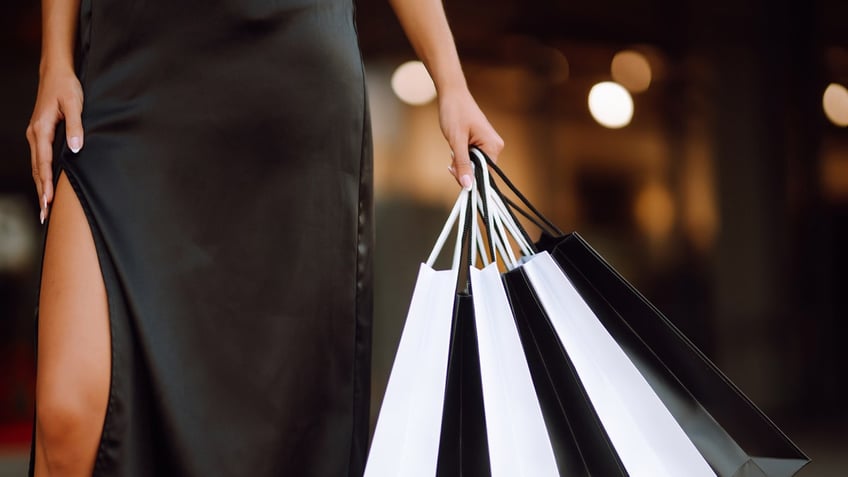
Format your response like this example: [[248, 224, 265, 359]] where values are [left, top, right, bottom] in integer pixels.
[[2, 0, 846, 475]]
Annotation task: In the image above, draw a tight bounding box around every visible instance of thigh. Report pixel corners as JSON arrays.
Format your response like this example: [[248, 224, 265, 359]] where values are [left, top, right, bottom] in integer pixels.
[[36, 169, 111, 462]]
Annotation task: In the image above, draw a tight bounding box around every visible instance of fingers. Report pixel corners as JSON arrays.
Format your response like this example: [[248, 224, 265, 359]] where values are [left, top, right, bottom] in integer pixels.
[[26, 126, 44, 222], [26, 73, 85, 224], [474, 132, 505, 164], [42, 95, 84, 223], [36, 120, 56, 223], [449, 131, 505, 190], [41, 168, 55, 224], [440, 93, 504, 189], [62, 94, 84, 154], [30, 117, 56, 224], [449, 136, 474, 191]]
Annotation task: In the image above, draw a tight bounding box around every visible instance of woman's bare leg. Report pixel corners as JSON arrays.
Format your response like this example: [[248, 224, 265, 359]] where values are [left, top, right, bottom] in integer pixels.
[[34, 170, 111, 476]]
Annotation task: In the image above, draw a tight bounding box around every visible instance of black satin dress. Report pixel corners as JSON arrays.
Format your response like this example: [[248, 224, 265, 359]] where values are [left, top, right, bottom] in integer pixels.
[[30, 0, 373, 475]]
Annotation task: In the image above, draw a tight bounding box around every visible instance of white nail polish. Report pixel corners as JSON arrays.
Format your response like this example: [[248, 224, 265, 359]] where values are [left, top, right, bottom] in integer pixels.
[[460, 174, 473, 191], [40, 210, 45, 224], [69, 136, 82, 153]]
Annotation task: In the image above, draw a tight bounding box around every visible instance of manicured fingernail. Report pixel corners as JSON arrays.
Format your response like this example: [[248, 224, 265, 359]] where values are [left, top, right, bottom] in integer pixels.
[[40, 209, 45, 224], [69, 136, 82, 153], [43, 194, 47, 210], [460, 174, 473, 191]]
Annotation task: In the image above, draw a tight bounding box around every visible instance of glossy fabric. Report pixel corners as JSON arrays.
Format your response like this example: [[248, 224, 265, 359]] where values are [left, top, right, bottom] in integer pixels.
[[30, 0, 373, 475]]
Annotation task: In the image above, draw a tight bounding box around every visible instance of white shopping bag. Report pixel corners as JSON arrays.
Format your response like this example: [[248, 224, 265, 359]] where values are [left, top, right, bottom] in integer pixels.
[[521, 251, 716, 477], [469, 263, 560, 477], [464, 155, 559, 477], [364, 192, 470, 477]]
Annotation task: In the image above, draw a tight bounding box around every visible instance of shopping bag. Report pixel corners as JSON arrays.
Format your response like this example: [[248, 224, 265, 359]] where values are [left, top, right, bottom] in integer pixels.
[[547, 233, 811, 477], [470, 263, 560, 477], [438, 171, 559, 477], [464, 151, 713, 476], [505, 266, 622, 477], [369, 164, 562, 476], [460, 159, 559, 477], [364, 191, 471, 477], [518, 251, 716, 477], [469, 146, 810, 477], [435, 292, 490, 477]]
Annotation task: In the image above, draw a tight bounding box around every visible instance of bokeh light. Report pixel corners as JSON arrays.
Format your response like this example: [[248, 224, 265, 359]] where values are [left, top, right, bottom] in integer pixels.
[[634, 181, 675, 243], [391, 61, 437, 106], [823, 83, 848, 127], [588, 81, 634, 128], [0, 196, 37, 273], [611, 50, 652, 93]]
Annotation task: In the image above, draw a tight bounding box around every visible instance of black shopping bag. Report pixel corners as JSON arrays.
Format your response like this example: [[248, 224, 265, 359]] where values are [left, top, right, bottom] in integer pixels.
[[546, 233, 810, 476], [504, 267, 627, 477], [436, 293, 490, 477], [471, 146, 810, 477]]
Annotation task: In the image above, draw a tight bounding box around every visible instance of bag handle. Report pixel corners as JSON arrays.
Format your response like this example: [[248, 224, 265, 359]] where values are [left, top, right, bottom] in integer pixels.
[[469, 148, 542, 255], [425, 162, 488, 272], [487, 186, 534, 257], [475, 186, 533, 269], [469, 147, 564, 238], [426, 147, 553, 273], [426, 188, 472, 270], [466, 149, 540, 267], [469, 155, 525, 269]]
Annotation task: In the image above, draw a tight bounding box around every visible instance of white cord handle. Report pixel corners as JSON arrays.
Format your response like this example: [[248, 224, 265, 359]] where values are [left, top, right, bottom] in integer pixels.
[[472, 148, 498, 256], [470, 147, 538, 269], [490, 189, 533, 257], [426, 151, 537, 271], [425, 189, 470, 270], [472, 189, 491, 267], [492, 203, 519, 268]]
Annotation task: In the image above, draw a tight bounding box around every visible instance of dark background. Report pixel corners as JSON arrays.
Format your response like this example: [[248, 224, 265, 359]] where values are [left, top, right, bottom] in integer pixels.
[[2, 0, 846, 475]]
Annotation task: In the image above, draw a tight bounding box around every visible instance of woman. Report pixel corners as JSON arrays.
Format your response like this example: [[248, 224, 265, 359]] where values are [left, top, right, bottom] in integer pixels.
[[25, 0, 503, 475]]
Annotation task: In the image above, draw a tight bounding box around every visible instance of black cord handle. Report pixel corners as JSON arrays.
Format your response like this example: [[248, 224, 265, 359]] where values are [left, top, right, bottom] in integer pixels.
[[468, 146, 564, 238]]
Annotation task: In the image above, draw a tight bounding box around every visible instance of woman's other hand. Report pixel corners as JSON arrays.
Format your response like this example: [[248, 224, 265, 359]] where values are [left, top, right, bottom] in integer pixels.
[[26, 66, 84, 223], [438, 87, 504, 190]]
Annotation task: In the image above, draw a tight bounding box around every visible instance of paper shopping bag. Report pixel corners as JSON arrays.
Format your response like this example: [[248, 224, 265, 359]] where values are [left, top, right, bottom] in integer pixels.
[[365, 192, 470, 477], [545, 233, 810, 476], [469, 263, 559, 477], [470, 145, 810, 477], [507, 252, 716, 477]]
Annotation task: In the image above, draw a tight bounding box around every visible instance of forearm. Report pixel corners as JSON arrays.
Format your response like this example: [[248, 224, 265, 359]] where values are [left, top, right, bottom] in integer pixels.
[[39, 0, 81, 77], [388, 0, 468, 95]]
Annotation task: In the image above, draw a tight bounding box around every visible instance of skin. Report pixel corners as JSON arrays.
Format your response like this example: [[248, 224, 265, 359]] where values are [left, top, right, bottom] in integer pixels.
[[28, 0, 84, 224], [26, 0, 503, 474], [389, 0, 505, 187], [28, 1, 110, 475], [32, 171, 110, 476]]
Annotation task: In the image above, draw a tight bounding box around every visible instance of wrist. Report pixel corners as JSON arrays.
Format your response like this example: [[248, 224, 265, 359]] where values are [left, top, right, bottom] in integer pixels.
[[431, 62, 469, 98], [435, 79, 470, 99], [39, 55, 75, 79]]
